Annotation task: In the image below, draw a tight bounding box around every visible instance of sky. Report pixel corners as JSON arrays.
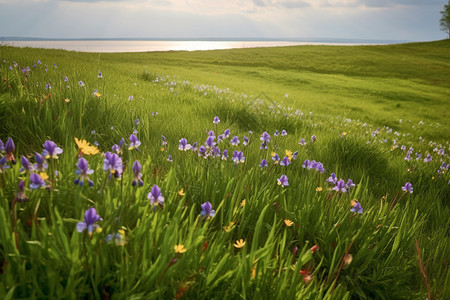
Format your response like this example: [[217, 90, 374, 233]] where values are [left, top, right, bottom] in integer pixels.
[[0, 0, 448, 41]]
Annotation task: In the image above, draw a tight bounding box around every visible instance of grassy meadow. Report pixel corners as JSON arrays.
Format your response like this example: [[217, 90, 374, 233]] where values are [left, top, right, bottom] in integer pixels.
[[0, 40, 449, 299]]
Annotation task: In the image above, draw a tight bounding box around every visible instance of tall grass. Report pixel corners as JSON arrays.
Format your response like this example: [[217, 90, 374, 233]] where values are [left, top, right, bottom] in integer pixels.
[[0, 44, 449, 299]]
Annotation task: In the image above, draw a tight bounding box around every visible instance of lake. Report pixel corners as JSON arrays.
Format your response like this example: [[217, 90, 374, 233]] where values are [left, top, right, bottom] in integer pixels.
[[1, 39, 403, 53]]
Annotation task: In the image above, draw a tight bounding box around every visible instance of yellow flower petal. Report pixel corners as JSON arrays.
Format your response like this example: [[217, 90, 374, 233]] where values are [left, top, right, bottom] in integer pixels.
[[75, 137, 99, 155], [283, 219, 294, 227], [178, 189, 185, 196], [315, 187, 323, 192], [174, 244, 187, 253], [39, 172, 49, 181], [233, 239, 246, 248], [240, 199, 246, 207]]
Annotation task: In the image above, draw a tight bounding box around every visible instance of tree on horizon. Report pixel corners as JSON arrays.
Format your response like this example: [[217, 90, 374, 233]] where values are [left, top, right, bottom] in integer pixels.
[[440, 0, 450, 39]]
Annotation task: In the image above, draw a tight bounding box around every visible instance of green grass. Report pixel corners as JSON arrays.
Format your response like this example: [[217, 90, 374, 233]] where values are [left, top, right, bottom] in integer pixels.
[[0, 41, 449, 299]]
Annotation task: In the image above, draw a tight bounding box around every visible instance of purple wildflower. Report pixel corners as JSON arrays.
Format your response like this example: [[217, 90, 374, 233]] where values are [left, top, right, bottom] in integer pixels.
[[191, 142, 198, 152], [350, 202, 363, 214], [345, 179, 355, 189], [217, 134, 224, 143], [310, 161, 325, 173], [0, 139, 3, 152], [29, 173, 46, 189], [272, 153, 279, 162], [302, 160, 310, 169], [213, 116, 220, 124], [212, 147, 221, 157], [179, 138, 191, 151], [326, 173, 337, 185], [112, 144, 122, 155], [198, 146, 207, 158], [333, 179, 347, 193], [148, 185, 164, 209], [205, 136, 216, 148], [161, 135, 167, 146], [292, 151, 299, 160], [274, 130, 279, 137], [277, 175, 289, 187], [76, 208, 102, 237], [0, 156, 10, 173], [75, 157, 94, 187], [103, 152, 123, 178], [424, 154, 432, 163], [281, 130, 287, 136], [5, 138, 16, 163], [79, 81, 85, 87], [208, 130, 215, 137], [280, 156, 290, 166], [132, 160, 143, 187], [299, 138, 306, 146], [20, 156, 34, 173], [311, 135, 316, 143], [231, 136, 240, 146], [232, 151, 245, 164], [224, 129, 231, 138], [259, 159, 268, 168], [243, 136, 249, 146], [221, 149, 228, 160], [402, 182, 413, 194], [98, 71, 102, 78], [260, 132, 271, 149], [42, 140, 63, 159], [128, 134, 141, 150], [200, 201, 215, 218]]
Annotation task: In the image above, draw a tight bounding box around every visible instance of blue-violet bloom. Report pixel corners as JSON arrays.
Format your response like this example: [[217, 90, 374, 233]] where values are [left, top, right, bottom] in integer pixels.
[[76, 208, 102, 237]]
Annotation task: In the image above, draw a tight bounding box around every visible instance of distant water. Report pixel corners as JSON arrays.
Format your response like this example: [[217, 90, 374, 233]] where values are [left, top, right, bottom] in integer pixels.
[[1, 39, 406, 53]]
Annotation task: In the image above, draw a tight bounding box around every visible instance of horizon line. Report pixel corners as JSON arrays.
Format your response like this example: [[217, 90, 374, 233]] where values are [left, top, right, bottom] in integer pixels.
[[0, 36, 415, 43]]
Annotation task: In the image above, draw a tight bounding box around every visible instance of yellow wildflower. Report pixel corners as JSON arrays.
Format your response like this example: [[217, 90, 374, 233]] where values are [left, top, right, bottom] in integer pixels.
[[285, 149, 293, 161], [64, 98, 71, 103], [39, 172, 49, 181], [233, 239, 246, 248], [283, 219, 294, 227], [75, 137, 100, 155], [174, 244, 187, 253], [316, 187, 323, 192], [178, 189, 185, 196], [240, 199, 246, 207]]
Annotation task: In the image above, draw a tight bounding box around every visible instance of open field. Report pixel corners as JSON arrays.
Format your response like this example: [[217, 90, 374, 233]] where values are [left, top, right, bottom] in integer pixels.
[[0, 41, 449, 299]]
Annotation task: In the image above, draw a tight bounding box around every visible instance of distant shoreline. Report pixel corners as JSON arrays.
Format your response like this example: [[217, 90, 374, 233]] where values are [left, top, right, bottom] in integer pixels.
[[0, 37, 410, 44], [0, 38, 412, 53]]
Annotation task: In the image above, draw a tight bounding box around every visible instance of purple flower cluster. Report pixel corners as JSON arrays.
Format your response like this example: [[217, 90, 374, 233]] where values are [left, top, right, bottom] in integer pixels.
[[326, 173, 355, 193], [302, 160, 325, 173]]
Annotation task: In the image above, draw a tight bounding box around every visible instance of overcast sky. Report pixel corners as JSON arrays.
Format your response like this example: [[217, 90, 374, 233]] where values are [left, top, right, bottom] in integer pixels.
[[0, 0, 447, 41]]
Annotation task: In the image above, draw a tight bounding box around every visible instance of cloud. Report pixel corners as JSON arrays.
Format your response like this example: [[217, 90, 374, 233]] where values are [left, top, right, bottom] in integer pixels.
[[0, 0, 446, 41]]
